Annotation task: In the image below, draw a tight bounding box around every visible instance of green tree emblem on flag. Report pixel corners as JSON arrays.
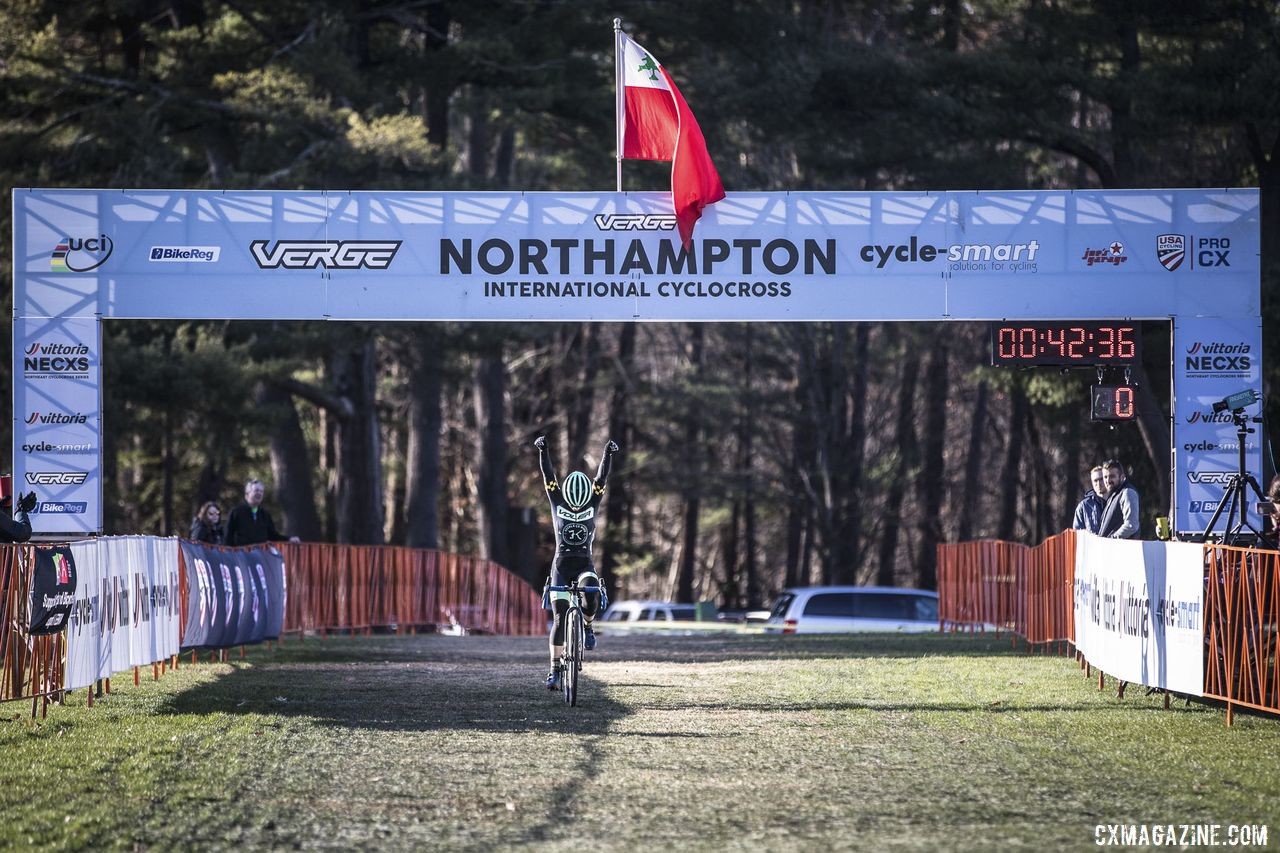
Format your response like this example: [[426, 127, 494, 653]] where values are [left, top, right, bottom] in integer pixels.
[[637, 55, 660, 82]]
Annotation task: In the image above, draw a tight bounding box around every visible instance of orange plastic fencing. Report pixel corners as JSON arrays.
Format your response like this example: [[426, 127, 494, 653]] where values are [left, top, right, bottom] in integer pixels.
[[0, 544, 66, 711], [937, 530, 1076, 645], [4, 540, 543, 707], [1203, 544, 1280, 723]]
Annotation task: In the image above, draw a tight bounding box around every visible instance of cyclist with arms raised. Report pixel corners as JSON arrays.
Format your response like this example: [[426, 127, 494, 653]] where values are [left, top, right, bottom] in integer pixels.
[[535, 435, 617, 690]]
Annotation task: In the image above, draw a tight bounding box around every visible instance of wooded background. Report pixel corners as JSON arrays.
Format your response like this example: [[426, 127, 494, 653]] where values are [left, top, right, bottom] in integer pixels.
[[1, 1, 1277, 605]]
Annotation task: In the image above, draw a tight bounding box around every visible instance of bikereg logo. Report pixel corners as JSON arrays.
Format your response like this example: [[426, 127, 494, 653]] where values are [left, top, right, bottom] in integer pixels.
[[149, 246, 220, 263], [51, 235, 113, 272]]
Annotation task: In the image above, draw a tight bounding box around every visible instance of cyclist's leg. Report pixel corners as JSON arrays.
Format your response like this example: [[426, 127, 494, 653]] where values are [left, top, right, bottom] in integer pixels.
[[548, 557, 571, 669], [577, 567, 601, 651]]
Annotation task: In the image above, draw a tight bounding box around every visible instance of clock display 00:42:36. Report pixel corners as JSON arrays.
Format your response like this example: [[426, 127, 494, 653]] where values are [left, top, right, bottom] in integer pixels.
[[989, 323, 1140, 366]]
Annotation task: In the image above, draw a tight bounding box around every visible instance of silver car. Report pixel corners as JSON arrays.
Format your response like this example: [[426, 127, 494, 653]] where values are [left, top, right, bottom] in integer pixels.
[[763, 586, 940, 634]]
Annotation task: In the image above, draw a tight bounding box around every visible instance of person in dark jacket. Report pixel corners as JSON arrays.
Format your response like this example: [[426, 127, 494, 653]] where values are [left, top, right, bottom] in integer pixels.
[[0, 474, 35, 544], [224, 479, 299, 546], [189, 501, 225, 545]]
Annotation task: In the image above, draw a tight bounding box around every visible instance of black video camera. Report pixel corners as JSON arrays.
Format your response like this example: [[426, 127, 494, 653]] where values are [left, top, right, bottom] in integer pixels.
[[1212, 388, 1261, 414]]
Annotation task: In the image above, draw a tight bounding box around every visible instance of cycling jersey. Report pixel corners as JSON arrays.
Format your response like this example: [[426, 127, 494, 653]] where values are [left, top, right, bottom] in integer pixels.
[[539, 444, 613, 557]]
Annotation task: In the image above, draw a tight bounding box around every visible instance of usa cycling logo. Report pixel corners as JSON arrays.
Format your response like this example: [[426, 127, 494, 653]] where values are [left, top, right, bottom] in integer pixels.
[[594, 213, 677, 231], [25, 471, 90, 486], [1157, 234, 1231, 271], [250, 240, 401, 270], [51, 235, 113, 272], [1187, 471, 1232, 485]]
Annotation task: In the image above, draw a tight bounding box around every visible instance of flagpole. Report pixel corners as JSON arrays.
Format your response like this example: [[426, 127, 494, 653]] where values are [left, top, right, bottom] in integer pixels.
[[613, 17, 624, 192]]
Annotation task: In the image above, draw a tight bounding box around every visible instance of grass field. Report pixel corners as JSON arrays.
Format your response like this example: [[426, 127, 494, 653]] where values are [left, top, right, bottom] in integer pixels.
[[1, 632, 1277, 851]]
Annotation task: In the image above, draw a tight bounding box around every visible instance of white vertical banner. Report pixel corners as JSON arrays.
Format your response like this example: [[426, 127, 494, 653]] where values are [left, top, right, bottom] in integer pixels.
[[1173, 316, 1264, 535], [12, 315, 102, 536], [1073, 533, 1205, 695]]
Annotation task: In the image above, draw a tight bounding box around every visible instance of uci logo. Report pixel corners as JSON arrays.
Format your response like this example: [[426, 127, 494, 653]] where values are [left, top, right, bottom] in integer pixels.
[[51, 235, 113, 273]]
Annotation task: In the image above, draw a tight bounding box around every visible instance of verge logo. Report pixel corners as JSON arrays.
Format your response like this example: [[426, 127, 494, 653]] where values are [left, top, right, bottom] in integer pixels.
[[1187, 471, 1232, 485], [594, 213, 677, 231], [25, 471, 90, 486], [250, 240, 400, 270], [149, 246, 220, 263], [51, 235, 113, 273], [25, 412, 90, 425]]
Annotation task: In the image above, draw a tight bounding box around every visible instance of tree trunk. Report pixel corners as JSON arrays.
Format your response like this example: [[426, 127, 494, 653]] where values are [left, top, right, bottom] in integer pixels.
[[835, 324, 870, 582], [600, 323, 635, 596], [330, 337, 383, 544], [423, 4, 451, 150], [473, 351, 509, 566], [957, 381, 989, 542], [404, 330, 444, 549], [876, 346, 920, 586], [256, 382, 322, 542], [565, 323, 601, 468], [997, 385, 1029, 541], [674, 324, 705, 604], [913, 337, 948, 590]]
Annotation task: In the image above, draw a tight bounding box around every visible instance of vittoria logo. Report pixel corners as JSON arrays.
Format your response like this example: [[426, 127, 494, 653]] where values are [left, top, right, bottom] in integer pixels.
[[25, 412, 90, 425], [1186, 410, 1234, 424], [594, 213, 677, 231], [1157, 234, 1185, 271], [23, 342, 91, 376], [51, 235, 113, 272], [250, 240, 401, 270], [1184, 342, 1251, 377]]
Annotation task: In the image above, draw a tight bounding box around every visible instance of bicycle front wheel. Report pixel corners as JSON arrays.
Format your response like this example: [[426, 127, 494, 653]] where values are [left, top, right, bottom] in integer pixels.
[[565, 606, 583, 706]]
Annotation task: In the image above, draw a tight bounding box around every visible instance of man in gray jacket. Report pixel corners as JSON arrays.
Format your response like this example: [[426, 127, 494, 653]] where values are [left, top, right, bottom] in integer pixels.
[[1098, 459, 1140, 539]]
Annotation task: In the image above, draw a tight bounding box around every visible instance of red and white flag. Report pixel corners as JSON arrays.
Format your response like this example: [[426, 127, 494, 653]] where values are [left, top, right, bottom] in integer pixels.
[[618, 32, 725, 247]]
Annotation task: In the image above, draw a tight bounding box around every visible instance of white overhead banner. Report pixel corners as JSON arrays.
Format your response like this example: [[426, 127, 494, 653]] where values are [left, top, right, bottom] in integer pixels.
[[1073, 533, 1204, 696], [12, 189, 1258, 322], [12, 188, 1261, 536]]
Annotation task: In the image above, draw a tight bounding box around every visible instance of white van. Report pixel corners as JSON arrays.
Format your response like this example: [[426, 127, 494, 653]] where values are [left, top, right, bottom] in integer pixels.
[[601, 600, 699, 623], [762, 586, 939, 634]]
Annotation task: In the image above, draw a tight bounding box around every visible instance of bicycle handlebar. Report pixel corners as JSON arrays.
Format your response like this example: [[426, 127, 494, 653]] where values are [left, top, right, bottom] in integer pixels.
[[549, 584, 601, 593]]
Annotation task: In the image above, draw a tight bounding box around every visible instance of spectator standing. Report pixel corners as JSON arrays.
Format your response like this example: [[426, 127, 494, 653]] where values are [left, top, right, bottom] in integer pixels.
[[225, 479, 300, 546], [189, 502, 225, 545], [1072, 465, 1108, 534], [0, 475, 35, 544], [1098, 459, 1140, 539]]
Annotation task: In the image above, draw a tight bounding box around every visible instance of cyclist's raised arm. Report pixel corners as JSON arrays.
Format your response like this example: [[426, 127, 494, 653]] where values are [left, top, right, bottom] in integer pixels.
[[594, 439, 618, 489], [535, 435, 559, 492]]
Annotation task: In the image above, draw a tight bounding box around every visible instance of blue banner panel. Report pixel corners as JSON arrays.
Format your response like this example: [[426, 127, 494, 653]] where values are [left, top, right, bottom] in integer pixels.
[[13, 189, 1259, 322], [180, 541, 285, 650]]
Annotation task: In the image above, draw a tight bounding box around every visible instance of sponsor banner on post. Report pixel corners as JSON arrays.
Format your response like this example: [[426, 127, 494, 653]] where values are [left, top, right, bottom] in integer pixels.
[[63, 537, 180, 690], [13, 315, 101, 536], [1173, 316, 1264, 535], [179, 541, 285, 649], [1073, 533, 1204, 695]]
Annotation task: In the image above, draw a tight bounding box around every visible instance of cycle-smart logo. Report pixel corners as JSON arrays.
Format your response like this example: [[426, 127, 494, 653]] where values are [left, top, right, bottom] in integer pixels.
[[858, 237, 1040, 273], [51, 235, 113, 272], [250, 240, 401, 270], [149, 246, 220, 263], [23, 342, 90, 378], [21, 442, 95, 455], [25, 471, 90, 486], [594, 213, 677, 231]]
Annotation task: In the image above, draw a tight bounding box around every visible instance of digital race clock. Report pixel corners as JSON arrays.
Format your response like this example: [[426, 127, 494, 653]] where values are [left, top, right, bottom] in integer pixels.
[[989, 322, 1141, 366], [1091, 385, 1138, 421]]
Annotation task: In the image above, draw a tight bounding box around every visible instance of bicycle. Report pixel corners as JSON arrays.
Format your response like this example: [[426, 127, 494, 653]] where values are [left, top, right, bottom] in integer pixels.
[[548, 579, 600, 706]]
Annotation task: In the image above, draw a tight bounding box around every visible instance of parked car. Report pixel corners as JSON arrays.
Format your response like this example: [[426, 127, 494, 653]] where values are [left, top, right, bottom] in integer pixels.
[[600, 600, 700, 623], [762, 586, 940, 634]]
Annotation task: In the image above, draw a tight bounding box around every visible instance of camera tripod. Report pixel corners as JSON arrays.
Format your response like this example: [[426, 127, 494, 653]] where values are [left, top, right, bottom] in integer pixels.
[[1200, 410, 1272, 546]]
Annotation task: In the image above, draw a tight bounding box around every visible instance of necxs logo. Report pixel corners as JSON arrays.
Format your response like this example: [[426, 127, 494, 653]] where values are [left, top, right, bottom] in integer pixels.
[[25, 471, 89, 486], [250, 240, 401, 270], [1184, 341, 1251, 374], [1187, 471, 1233, 485], [593, 213, 677, 231]]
